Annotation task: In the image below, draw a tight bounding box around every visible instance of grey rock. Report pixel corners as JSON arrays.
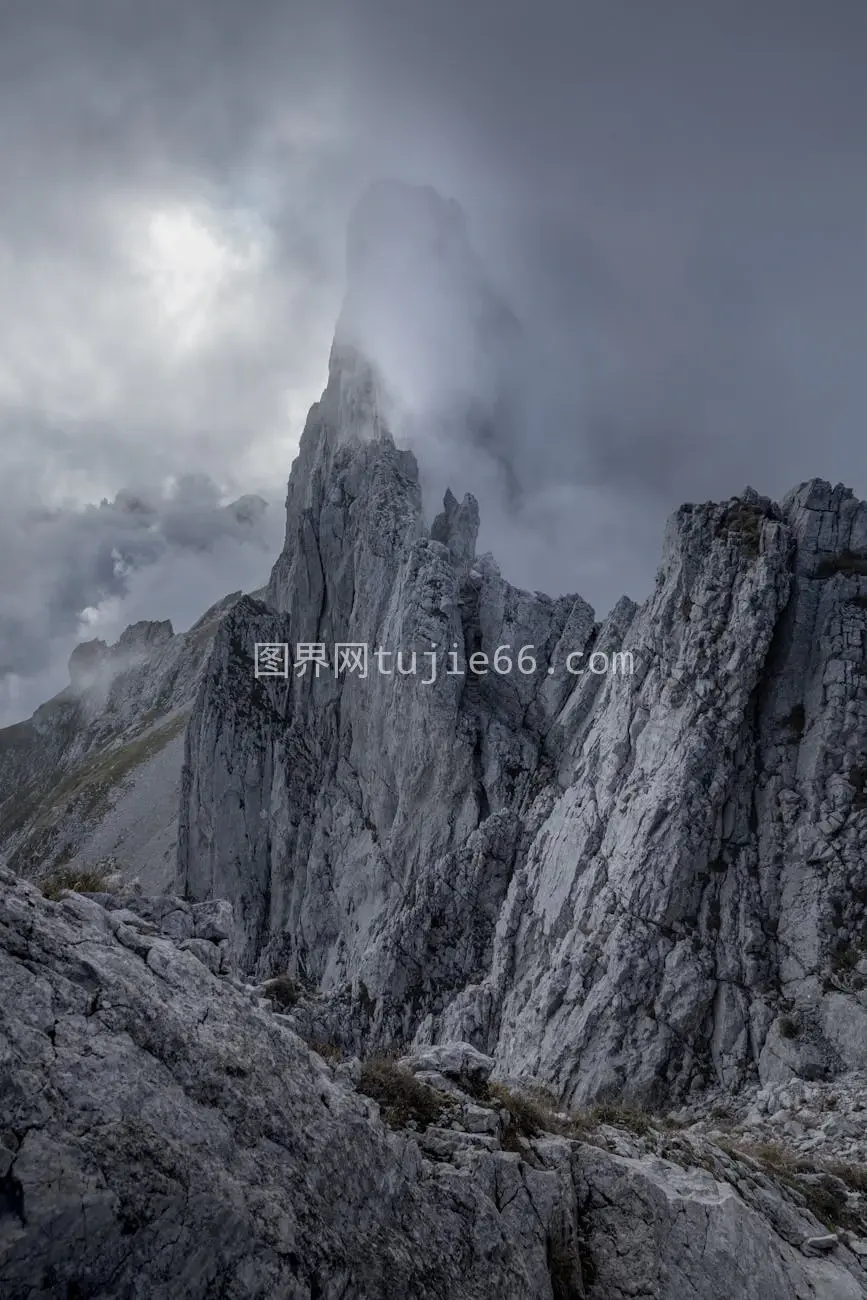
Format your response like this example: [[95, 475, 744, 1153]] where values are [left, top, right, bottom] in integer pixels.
[[5, 872, 866, 1298], [0, 591, 245, 892], [419, 1128, 502, 1158], [803, 1233, 841, 1254], [191, 899, 235, 943], [574, 1144, 865, 1299], [105, 906, 159, 933], [6, 182, 867, 1297], [401, 1043, 496, 1086], [333, 1056, 362, 1088], [460, 1104, 503, 1136], [412, 1069, 471, 1098], [178, 332, 867, 1115], [179, 936, 226, 975], [0, 873, 565, 1299]]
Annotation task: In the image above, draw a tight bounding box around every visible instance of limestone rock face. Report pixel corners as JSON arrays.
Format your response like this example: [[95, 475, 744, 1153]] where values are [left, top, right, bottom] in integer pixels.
[[171, 191, 867, 1110], [3, 870, 865, 1300], [4, 181, 867, 1297], [178, 383, 590, 1013], [177, 324, 867, 1111], [0, 871, 553, 1299]]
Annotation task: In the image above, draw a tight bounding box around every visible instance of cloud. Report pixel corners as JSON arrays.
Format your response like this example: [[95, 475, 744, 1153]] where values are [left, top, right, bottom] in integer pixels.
[[2, 0, 867, 723], [0, 476, 282, 726]]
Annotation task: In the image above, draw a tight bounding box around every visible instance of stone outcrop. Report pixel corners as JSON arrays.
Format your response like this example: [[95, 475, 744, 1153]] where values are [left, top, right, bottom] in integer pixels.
[[3, 869, 865, 1299], [178, 366, 867, 1112], [176, 186, 867, 1111]]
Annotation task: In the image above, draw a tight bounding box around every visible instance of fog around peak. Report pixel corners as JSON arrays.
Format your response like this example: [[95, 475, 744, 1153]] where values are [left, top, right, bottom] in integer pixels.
[[3, 0, 867, 721]]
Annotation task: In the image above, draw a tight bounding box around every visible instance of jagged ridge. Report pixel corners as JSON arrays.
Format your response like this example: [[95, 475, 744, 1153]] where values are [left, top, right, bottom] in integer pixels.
[[178, 328, 867, 1109]]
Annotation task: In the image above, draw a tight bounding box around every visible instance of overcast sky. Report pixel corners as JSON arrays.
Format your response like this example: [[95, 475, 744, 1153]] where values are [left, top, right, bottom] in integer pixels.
[[3, 0, 867, 724]]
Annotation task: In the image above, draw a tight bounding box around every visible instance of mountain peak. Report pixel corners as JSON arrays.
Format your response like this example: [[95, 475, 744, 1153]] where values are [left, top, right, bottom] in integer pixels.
[[223, 494, 268, 527], [67, 638, 109, 690], [331, 179, 521, 497]]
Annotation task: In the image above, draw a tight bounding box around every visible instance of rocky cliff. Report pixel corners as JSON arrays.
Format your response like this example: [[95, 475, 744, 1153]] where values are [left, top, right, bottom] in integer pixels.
[[0, 591, 245, 891], [178, 348, 867, 1113], [3, 181, 867, 1297], [3, 869, 866, 1299]]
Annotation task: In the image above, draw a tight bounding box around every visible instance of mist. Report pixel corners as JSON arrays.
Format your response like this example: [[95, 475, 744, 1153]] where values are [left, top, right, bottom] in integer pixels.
[[0, 478, 281, 726], [3, 0, 867, 722]]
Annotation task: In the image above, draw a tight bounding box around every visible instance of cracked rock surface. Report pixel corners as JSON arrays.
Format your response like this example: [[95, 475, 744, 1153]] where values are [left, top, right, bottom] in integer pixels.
[[0, 871, 557, 1299], [4, 181, 867, 1297], [179, 343, 867, 1113], [2, 871, 866, 1299]]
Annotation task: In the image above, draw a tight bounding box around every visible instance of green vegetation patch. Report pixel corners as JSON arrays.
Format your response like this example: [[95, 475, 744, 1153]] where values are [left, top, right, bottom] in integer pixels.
[[717, 501, 766, 559], [358, 1056, 457, 1131], [41, 865, 112, 901], [725, 1140, 867, 1233], [26, 712, 189, 835]]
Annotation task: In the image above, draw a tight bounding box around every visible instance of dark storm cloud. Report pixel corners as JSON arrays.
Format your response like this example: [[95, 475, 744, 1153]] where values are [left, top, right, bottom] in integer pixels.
[[2, 0, 867, 720], [345, 0, 867, 494]]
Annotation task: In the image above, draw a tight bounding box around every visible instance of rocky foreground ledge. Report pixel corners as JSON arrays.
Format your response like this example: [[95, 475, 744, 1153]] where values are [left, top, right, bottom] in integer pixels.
[[2, 873, 866, 1299]]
